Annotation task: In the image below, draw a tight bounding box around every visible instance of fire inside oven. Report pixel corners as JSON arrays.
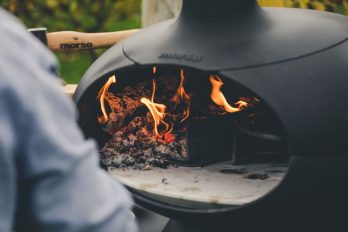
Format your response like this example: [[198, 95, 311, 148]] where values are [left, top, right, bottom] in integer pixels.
[[78, 66, 289, 205], [94, 66, 287, 167]]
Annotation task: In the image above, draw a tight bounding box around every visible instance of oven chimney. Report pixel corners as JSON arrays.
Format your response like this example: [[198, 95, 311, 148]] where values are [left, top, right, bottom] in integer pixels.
[[180, 0, 260, 24]]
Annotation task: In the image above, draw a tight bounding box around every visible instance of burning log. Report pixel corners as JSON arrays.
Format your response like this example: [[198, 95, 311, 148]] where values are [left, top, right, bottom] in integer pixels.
[[99, 76, 180, 134], [102, 93, 146, 134]]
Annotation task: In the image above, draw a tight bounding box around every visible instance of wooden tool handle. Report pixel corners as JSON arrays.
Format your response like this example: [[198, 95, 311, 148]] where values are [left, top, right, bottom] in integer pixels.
[[47, 29, 139, 51]]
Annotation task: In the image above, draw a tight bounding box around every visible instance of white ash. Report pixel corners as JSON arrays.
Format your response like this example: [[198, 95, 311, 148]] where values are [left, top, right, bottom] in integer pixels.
[[100, 116, 189, 170]]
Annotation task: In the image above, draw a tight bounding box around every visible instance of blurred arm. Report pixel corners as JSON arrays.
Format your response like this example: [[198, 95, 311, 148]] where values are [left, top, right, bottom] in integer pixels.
[[0, 8, 138, 232]]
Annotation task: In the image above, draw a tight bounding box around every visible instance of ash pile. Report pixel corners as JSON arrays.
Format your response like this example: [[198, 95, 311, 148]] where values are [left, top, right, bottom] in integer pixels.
[[100, 116, 188, 170]]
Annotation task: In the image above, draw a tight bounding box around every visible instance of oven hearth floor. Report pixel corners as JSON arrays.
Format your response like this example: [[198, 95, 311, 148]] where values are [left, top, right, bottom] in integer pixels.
[[109, 161, 287, 205]]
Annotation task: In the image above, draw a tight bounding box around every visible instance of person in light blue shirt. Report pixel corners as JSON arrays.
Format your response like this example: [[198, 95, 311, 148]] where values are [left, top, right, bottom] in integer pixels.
[[0, 8, 138, 232]]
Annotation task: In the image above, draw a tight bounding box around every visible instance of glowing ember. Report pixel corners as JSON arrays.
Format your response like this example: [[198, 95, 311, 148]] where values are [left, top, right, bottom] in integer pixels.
[[141, 79, 173, 138], [210, 75, 247, 113], [172, 69, 191, 123], [97, 75, 116, 124]]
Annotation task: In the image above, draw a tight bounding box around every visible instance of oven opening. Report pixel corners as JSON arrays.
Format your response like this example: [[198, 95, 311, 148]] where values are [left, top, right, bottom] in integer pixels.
[[79, 66, 290, 206], [95, 66, 288, 168]]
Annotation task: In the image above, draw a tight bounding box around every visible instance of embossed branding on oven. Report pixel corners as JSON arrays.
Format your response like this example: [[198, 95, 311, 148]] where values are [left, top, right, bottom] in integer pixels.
[[158, 53, 203, 62]]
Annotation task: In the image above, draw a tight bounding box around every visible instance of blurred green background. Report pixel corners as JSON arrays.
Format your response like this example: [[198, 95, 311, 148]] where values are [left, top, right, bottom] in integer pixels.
[[1, 0, 347, 84]]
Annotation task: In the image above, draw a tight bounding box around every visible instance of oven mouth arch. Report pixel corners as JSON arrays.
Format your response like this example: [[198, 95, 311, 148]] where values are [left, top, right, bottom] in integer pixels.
[[75, 64, 291, 216]]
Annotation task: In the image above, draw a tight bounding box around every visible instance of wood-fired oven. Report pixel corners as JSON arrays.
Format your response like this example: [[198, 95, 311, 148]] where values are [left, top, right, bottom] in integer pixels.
[[74, 0, 348, 231]]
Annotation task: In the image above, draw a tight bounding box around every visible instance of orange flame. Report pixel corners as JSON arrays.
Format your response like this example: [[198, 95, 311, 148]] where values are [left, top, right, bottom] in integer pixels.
[[172, 69, 191, 123], [97, 75, 116, 124], [210, 75, 247, 113], [141, 78, 173, 137]]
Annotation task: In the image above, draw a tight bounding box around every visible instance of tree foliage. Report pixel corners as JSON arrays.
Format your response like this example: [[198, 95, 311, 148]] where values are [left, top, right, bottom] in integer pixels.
[[2, 0, 345, 32], [2, 0, 141, 32], [259, 0, 348, 15]]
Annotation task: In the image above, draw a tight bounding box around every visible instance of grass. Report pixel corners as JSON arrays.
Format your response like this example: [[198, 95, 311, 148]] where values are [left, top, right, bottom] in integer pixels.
[[58, 52, 94, 84]]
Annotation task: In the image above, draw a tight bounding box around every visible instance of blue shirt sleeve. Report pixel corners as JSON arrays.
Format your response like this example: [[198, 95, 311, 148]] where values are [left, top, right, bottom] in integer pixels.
[[0, 8, 138, 232]]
